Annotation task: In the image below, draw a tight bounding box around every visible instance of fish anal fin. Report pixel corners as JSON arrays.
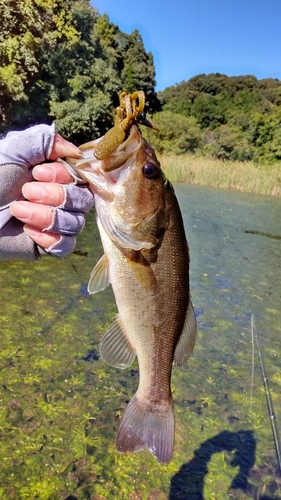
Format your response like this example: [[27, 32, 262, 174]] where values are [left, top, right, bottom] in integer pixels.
[[116, 395, 174, 465], [88, 255, 110, 295], [173, 298, 197, 367], [100, 316, 136, 369]]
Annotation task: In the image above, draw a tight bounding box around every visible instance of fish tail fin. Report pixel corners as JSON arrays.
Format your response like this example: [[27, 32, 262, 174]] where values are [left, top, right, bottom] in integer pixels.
[[116, 394, 174, 465]]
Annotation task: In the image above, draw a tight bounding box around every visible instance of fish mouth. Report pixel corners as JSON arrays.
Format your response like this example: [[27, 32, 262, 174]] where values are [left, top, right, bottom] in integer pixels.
[[65, 126, 142, 200], [76, 125, 141, 175]]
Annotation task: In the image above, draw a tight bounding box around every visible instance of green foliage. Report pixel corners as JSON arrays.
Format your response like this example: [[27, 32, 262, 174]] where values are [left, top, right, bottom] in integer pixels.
[[144, 111, 201, 154], [191, 93, 228, 128], [0, 1, 160, 141], [250, 109, 281, 163], [0, 0, 80, 130], [157, 73, 281, 163], [95, 17, 159, 112]]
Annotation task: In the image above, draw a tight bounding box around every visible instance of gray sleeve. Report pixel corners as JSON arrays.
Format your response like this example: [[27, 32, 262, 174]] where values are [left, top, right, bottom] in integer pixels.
[[0, 124, 55, 261], [0, 124, 55, 209], [0, 218, 42, 261]]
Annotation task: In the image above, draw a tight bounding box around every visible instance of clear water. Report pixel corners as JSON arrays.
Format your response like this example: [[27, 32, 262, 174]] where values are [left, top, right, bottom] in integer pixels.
[[0, 184, 280, 499]]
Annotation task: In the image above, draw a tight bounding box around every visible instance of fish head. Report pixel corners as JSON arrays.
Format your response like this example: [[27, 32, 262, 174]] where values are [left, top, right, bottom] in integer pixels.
[[110, 125, 166, 227], [67, 125, 168, 250]]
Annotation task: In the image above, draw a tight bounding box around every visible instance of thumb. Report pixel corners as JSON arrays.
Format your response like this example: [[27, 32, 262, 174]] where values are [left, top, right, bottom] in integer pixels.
[[49, 133, 82, 160]]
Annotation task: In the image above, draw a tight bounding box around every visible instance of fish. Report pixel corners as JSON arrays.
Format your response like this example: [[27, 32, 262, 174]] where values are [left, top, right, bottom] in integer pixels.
[[66, 124, 197, 464]]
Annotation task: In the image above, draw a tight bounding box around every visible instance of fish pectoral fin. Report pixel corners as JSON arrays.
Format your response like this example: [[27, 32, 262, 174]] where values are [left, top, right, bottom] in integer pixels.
[[112, 224, 156, 251], [88, 254, 110, 295], [100, 210, 158, 251], [116, 394, 174, 465], [173, 298, 197, 367], [130, 228, 159, 249], [100, 316, 136, 369]]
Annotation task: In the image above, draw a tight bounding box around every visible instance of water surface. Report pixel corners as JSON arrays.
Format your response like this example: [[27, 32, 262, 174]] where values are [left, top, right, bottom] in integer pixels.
[[0, 184, 280, 499]]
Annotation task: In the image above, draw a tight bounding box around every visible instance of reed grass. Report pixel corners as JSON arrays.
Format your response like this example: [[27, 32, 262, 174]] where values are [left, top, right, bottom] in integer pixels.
[[159, 153, 281, 196]]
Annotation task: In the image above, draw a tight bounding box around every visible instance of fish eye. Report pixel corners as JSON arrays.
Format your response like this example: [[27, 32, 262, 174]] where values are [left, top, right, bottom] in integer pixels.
[[142, 163, 158, 179]]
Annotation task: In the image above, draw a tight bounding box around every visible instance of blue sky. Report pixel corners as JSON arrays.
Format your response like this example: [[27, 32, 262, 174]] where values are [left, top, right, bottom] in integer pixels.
[[92, 0, 281, 91]]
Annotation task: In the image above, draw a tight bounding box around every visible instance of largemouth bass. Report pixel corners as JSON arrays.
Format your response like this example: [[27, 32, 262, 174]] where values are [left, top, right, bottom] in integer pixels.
[[66, 123, 197, 464]]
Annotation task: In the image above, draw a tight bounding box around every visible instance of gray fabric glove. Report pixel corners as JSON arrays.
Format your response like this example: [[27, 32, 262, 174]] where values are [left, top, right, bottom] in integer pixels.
[[0, 124, 94, 260]]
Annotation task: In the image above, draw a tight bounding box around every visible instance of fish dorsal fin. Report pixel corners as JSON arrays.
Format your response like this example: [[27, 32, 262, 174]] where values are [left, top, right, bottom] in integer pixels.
[[88, 255, 110, 295], [100, 315, 136, 369], [173, 299, 197, 367]]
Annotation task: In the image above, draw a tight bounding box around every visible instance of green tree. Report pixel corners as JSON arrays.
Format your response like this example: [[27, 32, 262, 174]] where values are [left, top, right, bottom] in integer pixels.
[[1, 1, 159, 142], [48, 4, 120, 142], [96, 18, 160, 113], [121, 30, 158, 110], [0, 0, 79, 132], [250, 110, 281, 163], [145, 111, 202, 154], [190, 93, 227, 129], [158, 81, 195, 118]]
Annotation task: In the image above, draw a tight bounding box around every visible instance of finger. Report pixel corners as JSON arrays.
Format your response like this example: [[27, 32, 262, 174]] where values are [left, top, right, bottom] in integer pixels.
[[33, 162, 74, 183], [10, 200, 85, 235], [49, 133, 81, 160], [22, 182, 94, 213], [24, 225, 77, 257], [49, 209, 84, 235], [10, 201, 54, 229], [23, 225, 60, 249], [22, 182, 66, 206]]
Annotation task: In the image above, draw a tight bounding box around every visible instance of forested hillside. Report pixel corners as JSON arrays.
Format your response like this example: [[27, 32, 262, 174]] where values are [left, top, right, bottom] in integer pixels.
[[154, 74, 281, 163], [1, 0, 281, 164]]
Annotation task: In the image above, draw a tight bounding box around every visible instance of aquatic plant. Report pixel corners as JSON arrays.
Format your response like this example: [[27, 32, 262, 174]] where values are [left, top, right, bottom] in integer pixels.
[[0, 191, 280, 498], [154, 152, 281, 196]]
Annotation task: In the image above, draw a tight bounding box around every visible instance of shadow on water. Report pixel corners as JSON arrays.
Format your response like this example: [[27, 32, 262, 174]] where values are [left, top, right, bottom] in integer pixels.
[[169, 430, 263, 500]]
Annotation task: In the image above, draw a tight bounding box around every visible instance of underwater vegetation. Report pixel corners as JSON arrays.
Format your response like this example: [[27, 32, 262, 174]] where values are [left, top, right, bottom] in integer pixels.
[[0, 185, 281, 498]]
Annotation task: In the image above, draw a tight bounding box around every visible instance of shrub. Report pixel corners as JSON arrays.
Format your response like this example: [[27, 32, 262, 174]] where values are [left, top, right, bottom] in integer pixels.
[[144, 111, 202, 154]]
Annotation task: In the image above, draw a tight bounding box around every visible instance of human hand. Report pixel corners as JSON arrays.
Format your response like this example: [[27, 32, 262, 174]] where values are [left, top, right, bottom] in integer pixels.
[[0, 124, 94, 260], [10, 133, 94, 255]]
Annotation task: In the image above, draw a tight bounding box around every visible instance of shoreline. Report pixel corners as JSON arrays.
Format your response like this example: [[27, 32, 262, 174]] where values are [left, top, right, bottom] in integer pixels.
[[159, 153, 281, 196]]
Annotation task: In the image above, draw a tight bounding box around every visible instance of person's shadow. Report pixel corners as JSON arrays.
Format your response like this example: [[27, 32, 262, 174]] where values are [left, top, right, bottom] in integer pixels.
[[169, 430, 265, 499]]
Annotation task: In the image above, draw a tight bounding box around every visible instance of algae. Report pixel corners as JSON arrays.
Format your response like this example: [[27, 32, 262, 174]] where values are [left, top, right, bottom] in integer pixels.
[[0, 184, 280, 499]]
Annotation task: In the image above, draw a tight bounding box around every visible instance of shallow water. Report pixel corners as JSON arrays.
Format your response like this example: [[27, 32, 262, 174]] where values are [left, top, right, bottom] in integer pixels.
[[0, 184, 280, 499]]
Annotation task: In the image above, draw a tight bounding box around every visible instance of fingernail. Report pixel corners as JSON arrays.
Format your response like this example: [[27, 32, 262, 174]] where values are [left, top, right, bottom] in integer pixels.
[[22, 183, 45, 201], [23, 225, 39, 237], [51, 134, 82, 160], [10, 201, 32, 221], [33, 165, 55, 182], [64, 140, 82, 157]]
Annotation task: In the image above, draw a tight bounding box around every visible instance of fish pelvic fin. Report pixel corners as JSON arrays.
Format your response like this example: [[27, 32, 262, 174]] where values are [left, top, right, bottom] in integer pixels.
[[100, 316, 136, 369], [116, 394, 174, 465], [173, 298, 197, 367]]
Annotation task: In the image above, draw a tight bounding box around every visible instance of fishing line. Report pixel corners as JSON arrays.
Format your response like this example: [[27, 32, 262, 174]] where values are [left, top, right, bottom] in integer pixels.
[[250, 315, 255, 413], [251, 314, 281, 475]]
